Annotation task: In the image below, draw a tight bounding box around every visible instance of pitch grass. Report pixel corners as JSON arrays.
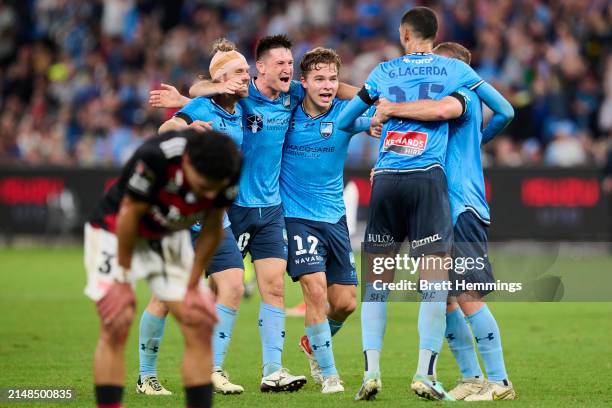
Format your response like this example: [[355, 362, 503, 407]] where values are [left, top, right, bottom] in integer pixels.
[[1, 247, 611, 407]]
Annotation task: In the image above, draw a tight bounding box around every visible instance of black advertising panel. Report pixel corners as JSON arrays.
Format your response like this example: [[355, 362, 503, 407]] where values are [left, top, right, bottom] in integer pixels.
[[0, 166, 609, 240]]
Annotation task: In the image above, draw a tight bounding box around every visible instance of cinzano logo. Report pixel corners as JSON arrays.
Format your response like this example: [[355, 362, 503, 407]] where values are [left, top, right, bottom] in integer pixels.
[[411, 234, 441, 249]]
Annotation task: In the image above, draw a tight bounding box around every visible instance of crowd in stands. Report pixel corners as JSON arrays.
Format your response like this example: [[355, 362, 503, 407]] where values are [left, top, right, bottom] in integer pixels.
[[0, 0, 610, 169]]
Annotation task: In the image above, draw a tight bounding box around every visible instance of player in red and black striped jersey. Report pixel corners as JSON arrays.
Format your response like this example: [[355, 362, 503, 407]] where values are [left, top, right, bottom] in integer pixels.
[[84, 128, 241, 408], [89, 131, 239, 238]]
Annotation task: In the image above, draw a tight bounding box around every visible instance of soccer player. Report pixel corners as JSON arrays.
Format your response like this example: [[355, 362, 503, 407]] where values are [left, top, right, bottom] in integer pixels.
[[374, 42, 516, 401], [136, 40, 249, 395], [280, 47, 375, 394], [337, 6, 512, 401], [189, 34, 358, 391], [84, 128, 242, 408]]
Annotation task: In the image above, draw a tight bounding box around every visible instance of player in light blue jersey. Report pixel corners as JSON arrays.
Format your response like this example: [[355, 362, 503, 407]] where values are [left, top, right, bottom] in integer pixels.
[[374, 42, 516, 401], [189, 35, 359, 391], [137, 39, 249, 396], [280, 48, 376, 394], [336, 7, 514, 401]]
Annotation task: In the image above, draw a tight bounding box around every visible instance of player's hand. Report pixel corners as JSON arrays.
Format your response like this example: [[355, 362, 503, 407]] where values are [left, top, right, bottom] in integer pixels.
[[375, 98, 394, 123], [213, 78, 246, 95], [182, 285, 218, 327], [96, 282, 136, 325], [369, 116, 382, 138], [189, 120, 214, 133], [149, 83, 187, 108]]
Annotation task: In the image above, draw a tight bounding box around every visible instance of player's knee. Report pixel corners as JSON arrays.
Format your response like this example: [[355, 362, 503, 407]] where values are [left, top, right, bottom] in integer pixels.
[[260, 277, 284, 301], [183, 321, 213, 348], [223, 280, 244, 306], [303, 280, 327, 308], [329, 293, 357, 318], [101, 307, 134, 347], [147, 296, 169, 316]]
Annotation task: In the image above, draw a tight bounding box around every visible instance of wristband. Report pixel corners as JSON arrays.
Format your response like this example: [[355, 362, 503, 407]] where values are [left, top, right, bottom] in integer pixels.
[[115, 266, 131, 284]]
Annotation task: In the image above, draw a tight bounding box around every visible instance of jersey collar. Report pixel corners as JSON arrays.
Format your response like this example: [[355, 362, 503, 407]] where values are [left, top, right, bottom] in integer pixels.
[[300, 98, 336, 120], [210, 97, 237, 117], [250, 77, 285, 103]]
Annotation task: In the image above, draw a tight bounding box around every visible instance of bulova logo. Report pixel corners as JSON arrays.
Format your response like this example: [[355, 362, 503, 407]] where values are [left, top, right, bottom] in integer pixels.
[[367, 234, 395, 243]]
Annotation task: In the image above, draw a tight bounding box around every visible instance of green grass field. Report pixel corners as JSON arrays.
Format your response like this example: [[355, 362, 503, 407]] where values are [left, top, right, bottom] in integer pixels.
[[1, 247, 612, 407]]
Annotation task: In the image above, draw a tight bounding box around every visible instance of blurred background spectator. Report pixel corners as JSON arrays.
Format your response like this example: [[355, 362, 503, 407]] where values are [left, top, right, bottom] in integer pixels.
[[0, 0, 610, 169]]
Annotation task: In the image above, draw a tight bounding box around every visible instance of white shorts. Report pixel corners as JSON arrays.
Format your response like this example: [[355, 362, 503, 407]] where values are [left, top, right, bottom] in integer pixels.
[[84, 223, 195, 302]]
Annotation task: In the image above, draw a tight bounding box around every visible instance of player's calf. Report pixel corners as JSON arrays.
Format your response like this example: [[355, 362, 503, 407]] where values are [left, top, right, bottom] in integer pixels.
[[299, 273, 344, 393], [94, 306, 135, 408]]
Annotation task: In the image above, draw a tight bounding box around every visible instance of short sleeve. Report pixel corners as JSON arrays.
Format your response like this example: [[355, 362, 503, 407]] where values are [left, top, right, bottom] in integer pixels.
[[124, 146, 166, 203], [453, 59, 484, 91], [362, 64, 383, 103], [175, 97, 207, 124], [289, 80, 305, 102]]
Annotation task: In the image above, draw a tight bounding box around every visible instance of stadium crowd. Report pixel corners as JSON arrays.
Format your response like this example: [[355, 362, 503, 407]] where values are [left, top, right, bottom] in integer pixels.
[[0, 0, 611, 168]]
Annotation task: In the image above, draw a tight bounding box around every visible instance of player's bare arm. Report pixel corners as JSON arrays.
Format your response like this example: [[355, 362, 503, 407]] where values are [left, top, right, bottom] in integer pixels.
[[182, 208, 224, 327], [189, 77, 246, 97], [189, 208, 224, 290], [375, 96, 463, 124], [159, 116, 213, 134], [336, 82, 360, 100], [96, 195, 148, 324]]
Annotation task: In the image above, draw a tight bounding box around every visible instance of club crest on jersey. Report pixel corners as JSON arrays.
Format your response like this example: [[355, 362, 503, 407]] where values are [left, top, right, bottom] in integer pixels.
[[283, 95, 291, 109], [246, 114, 263, 133], [320, 122, 334, 139]]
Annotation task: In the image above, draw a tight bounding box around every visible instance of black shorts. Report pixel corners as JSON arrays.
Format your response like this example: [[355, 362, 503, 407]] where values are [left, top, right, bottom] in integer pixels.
[[285, 216, 357, 285], [449, 210, 495, 296], [364, 166, 453, 257], [227, 204, 288, 261]]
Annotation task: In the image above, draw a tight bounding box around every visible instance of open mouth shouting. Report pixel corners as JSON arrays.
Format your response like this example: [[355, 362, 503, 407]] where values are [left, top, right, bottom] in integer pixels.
[[319, 91, 334, 103]]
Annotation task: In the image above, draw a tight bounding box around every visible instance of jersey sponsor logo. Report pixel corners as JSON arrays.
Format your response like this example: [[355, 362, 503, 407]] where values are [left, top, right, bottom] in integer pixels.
[[403, 57, 433, 64], [159, 137, 187, 158], [128, 160, 154, 195], [319, 122, 334, 139], [411, 233, 441, 249], [383, 131, 428, 156], [246, 114, 264, 133], [366, 233, 394, 244]]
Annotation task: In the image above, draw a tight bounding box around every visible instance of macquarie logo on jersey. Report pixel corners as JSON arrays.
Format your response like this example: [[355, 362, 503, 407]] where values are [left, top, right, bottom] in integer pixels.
[[383, 131, 428, 156], [246, 114, 264, 133]]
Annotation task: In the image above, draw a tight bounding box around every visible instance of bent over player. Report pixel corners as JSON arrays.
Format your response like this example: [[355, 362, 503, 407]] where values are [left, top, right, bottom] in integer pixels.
[[137, 38, 249, 396], [84, 129, 241, 408]]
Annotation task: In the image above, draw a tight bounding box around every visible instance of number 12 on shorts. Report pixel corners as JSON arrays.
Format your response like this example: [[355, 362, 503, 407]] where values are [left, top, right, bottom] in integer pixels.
[[293, 235, 318, 256]]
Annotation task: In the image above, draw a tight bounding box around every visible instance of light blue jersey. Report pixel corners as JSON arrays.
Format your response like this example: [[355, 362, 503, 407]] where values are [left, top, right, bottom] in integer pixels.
[[446, 88, 489, 226], [280, 99, 371, 223], [362, 53, 483, 171], [175, 96, 243, 228], [236, 79, 304, 207]]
